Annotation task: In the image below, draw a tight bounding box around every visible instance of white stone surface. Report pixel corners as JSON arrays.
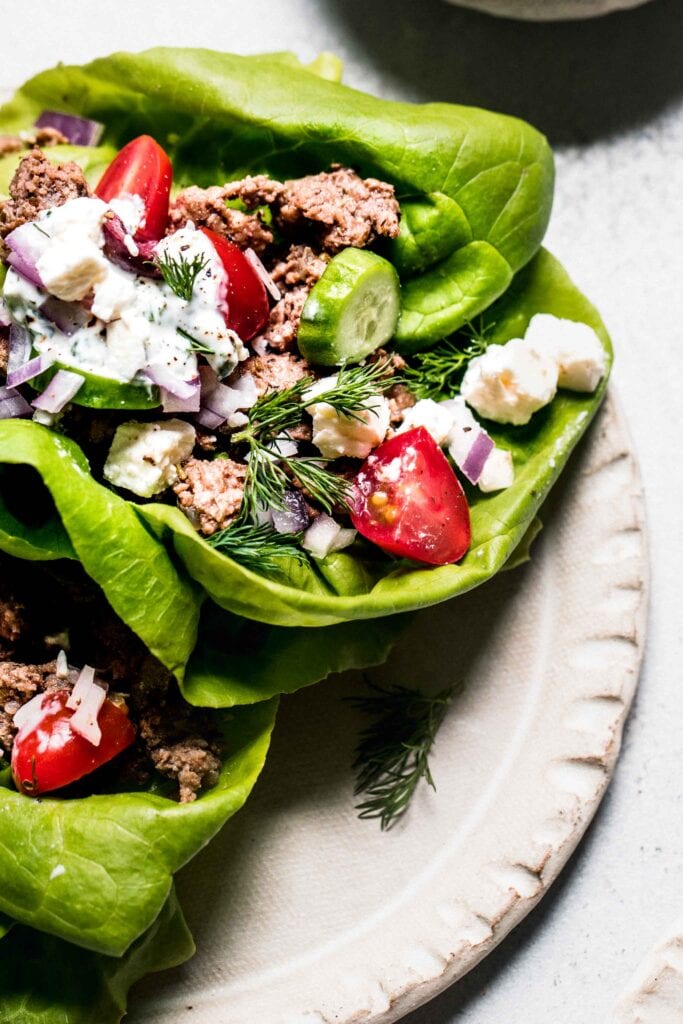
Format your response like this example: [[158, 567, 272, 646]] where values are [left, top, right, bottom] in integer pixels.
[[5, 1, 682, 1021]]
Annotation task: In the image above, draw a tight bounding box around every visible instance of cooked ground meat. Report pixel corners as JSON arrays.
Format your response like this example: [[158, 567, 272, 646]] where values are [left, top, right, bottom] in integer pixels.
[[0, 335, 8, 377], [259, 244, 329, 352], [387, 383, 417, 424], [232, 350, 311, 397], [0, 128, 68, 159], [0, 659, 62, 757], [173, 456, 246, 536], [0, 588, 26, 648], [225, 166, 400, 253], [146, 734, 221, 804], [168, 185, 273, 255], [0, 147, 90, 239]]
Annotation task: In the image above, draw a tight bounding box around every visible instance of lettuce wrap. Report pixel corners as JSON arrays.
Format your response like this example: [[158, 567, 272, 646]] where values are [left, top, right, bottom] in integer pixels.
[[0, 48, 587, 630]]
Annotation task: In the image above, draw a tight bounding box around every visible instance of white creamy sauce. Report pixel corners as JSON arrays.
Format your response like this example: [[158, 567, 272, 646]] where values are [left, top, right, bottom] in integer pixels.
[[2, 199, 248, 387]]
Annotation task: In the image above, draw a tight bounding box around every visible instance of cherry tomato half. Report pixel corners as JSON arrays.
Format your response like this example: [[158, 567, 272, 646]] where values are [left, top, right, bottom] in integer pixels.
[[11, 690, 136, 797], [199, 227, 270, 341], [351, 426, 471, 565], [95, 135, 173, 242]]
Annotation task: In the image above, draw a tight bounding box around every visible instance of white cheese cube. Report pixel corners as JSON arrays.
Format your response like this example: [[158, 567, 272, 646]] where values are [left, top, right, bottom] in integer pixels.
[[105, 317, 148, 381], [478, 448, 514, 493], [461, 337, 558, 426], [37, 240, 108, 302], [103, 419, 196, 498], [92, 263, 137, 321], [524, 314, 606, 393], [396, 398, 454, 446], [306, 377, 390, 459]]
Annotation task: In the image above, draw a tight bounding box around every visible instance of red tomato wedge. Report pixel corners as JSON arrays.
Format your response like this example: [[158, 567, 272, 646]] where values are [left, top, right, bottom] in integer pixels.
[[95, 135, 173, 241], [11, 690, 136, 796], [351, 427, 471, 565], [199, 227, 270, 341]]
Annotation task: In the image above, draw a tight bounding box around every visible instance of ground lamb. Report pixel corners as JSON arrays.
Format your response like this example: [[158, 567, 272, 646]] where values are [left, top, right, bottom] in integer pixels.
[[173, 457, 246, 536], [168, 185, 273, 254], [259, 244, 329, 351], [225, 166, 400, 253], [232, 350, 311, 397], [0, 147, 90, 239]]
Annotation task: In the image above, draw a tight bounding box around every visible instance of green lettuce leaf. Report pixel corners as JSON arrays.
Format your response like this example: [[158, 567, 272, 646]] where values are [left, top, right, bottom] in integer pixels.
[[0, 421, 201, 680], [137, 249, 611, 626], [0, 886, 193, 1024], [182, 603, 407, 707], [0, 45, 553, 347], [0, 698, 277, 957]]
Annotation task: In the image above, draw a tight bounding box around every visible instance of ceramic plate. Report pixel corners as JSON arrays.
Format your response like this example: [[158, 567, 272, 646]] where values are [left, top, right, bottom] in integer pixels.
[[444, 0, 652, 21], [127, 391, 647, 1023]]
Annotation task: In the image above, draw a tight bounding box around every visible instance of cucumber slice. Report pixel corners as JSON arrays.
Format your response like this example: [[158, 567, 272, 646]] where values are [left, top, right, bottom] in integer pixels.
[[298, 248, 400, 366], [31, 362, 159, 410]]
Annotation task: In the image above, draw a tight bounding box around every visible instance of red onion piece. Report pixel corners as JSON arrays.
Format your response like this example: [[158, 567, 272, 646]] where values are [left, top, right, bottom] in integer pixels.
[[40, 296, 92, 337], [146, 364, 199, 400], [461, 431, 495, 484], [244, 248, 281, 302], [6, 222, 48, 288], [0, 388, 32, 419], [31, 369, 84, 413], [195, 407, 226, 429], [0, 300, 11, 328], [101, 215, 160, 278], [7, 355, 53, 389], [8, 323, 32, 373], [203, 381, 243, 419], [34, 111, 104, 147], [271, 490, 310, 534]]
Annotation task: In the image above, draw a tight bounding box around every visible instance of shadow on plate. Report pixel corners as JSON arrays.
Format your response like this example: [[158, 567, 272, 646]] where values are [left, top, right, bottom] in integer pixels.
[[319, 0, 683, 146]]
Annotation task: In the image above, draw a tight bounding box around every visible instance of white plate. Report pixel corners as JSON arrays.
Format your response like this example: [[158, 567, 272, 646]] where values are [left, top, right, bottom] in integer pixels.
[[131, 392, 646, 1023], [444, 0, 652, 20]]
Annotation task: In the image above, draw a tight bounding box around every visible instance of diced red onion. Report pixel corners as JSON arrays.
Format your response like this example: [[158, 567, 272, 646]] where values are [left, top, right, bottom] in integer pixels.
[[0, 299, 11, 328], [0, 388, 32, 419], [40, 296, 92, 337], [203, 381, 243, 420], [302, 513, 356, 559], [231, 371, 258, 408], [146, 364, 199, 401], [101, 215, 160, 278], [271, 490, 310, 534], [244, 248, 281, 302], [7, 355, 53, 389], [31, 369, 84, 413], [251, 335, 268, 357], [195, 407, 226, 429], [8, 322, 32, 373], [5, 222, 48, 288], [461, 431, 495, 484], [34, 110, 104, 147], [66, 665, 107, 746]]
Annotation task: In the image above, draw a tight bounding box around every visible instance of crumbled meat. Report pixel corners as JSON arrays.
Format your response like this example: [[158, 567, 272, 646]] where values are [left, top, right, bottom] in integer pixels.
[[0, 147, 90, 239], [0, 590, 27, 648], [232, 350, 311, 397], [195, 430, 218, 453], [387, 383, 417, 424], [0, 336, 8, 377], [168, 185, 274, 255], [258, 244, 329, 352], [226, 167, 400, 253], [0, 128, 68, 160], [173, 457, 246, 536], [0, 659, 62, 757], [147, 737, 221, 803]]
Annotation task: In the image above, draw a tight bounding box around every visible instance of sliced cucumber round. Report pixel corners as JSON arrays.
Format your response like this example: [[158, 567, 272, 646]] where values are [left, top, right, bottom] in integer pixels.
[[298, 248, 400, 366], [31, 362, 159, 410]]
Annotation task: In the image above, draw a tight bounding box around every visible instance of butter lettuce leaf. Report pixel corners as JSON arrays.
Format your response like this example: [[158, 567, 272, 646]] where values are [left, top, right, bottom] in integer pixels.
[[138, 249, 611, 626], [0, 887, 193, 1024], [0, 699, 277, 957], [0, 46, 553, 346]]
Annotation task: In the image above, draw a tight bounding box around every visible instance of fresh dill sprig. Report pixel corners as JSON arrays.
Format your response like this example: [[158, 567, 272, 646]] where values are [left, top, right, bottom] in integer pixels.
[[176, 326, 214, 355], [207, 520, 307, 575], [232, 361, 389, 518], [157, 251, 208, 302], [348, 682, 454, 830], [404, 321, 494, 400]]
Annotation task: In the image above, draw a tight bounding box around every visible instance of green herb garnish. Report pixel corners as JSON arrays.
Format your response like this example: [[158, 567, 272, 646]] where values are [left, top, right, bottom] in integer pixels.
[[349, 682, 454, 830], [176, 326, 214, 355], [404, 322, 493, 400], [157, 251, 209, 302], [207, 520, 307, 576]]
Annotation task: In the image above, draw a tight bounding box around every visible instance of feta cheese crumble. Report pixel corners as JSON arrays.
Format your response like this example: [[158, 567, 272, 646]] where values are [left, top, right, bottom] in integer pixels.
[[461, 336, 558, 426], [103, 419, 196, 498], [396, 398, 454, 446], [524, 314, 607, 393], [305, 375, 390, 459]]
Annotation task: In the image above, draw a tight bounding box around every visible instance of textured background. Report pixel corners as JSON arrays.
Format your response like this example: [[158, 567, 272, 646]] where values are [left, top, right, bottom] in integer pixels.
[[5, 1, 682, 1020]]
